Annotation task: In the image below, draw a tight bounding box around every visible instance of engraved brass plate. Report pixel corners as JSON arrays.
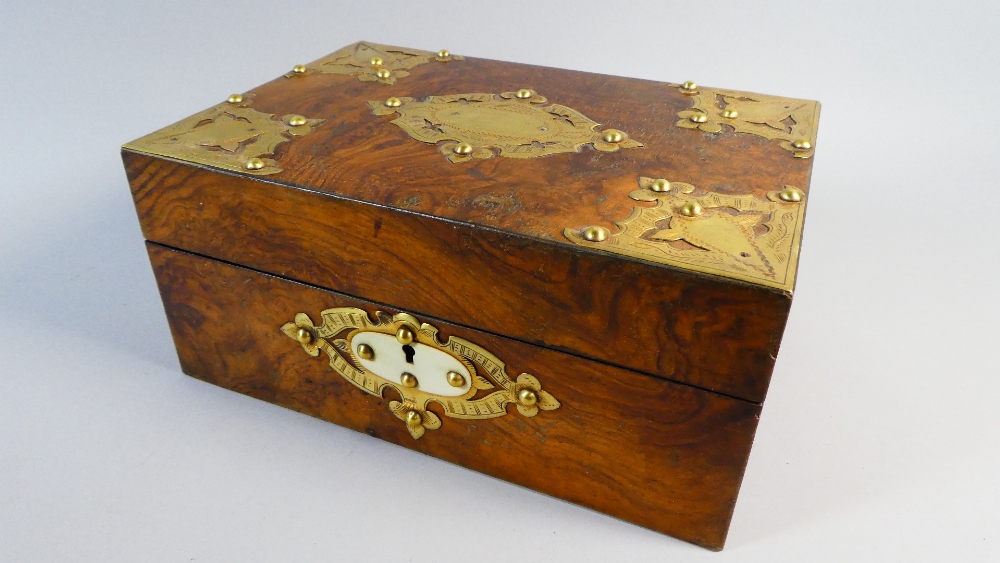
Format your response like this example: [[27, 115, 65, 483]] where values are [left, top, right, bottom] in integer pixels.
[[670, 84, 819, 158], [122, 95, 323, 175], [291, 41, 462, 85], [282, 309, 560, 439], [564, 178, 806, 291], [368, 91, 642, 163]]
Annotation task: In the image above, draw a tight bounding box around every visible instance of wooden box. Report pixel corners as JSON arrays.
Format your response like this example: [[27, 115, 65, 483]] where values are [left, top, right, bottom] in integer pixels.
[[122, 41, 819, 550]]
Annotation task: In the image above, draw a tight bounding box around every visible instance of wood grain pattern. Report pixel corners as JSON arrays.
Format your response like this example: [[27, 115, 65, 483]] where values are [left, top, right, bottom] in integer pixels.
[[147, 242, 762, 550], [126, 150, 792, 403]]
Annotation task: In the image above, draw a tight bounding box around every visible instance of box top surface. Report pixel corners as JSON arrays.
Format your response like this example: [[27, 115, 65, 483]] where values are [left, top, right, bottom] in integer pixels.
[[124, 41, 819, 293]]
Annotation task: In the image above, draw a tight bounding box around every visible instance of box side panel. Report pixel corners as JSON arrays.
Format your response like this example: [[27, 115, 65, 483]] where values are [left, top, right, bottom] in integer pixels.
[[126, 152, 792, 403], [146, 242, 761, 550]]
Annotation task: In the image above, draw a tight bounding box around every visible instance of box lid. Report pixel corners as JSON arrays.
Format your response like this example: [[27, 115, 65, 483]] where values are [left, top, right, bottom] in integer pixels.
[[123, 41, 819, 403]]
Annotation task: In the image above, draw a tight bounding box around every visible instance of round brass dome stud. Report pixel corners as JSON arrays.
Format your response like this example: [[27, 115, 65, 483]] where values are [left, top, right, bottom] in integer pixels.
[[650, 178, 670, 192], [356, 343, 375, 361], [437, 49, 451, 59], [375, 68, 392, 79], [722, 109, 739, 119], [396, 326, 415, 345], [286, 114, 307, 127], [602, 129, 624, 143], [581, 225, 610, 242], [515, 88, 533, 99], [688, 112, 708, 123], [292, 65, 307, 74], [447, 371, 466, 388], [778, 187, 802, 203], [385, 97, 402, 108], [452, 143, 474, 155], [680, 80, 698, 94], [370, 56, 384, 67], [518, 388, 538, 407], [245, 157, 265, 171], [227, 93, 244, 104], [296, 327, 312, 345], [405, 410, 423, 427], [678, 201, 703, 217], [791, 138, 812, 150], [400, 372, 418, 388]]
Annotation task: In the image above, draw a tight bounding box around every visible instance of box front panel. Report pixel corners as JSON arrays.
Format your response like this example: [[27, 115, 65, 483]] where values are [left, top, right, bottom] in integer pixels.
[[125, 151, 792, 403], [147, 242, 761, 550]]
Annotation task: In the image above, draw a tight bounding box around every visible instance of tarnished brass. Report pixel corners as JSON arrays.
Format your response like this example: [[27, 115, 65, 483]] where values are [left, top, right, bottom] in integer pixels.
[[299, 41, 464, 85], [564, 177, 807, 292], [670, 83, 820, 159], [368, 91, 642, 163], [281, 309, 561, 439], [123, 95, 323, 175]]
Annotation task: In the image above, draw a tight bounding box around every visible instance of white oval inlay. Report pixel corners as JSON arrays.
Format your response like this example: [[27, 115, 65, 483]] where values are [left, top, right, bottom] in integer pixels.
[[350, 332, 471, 397]]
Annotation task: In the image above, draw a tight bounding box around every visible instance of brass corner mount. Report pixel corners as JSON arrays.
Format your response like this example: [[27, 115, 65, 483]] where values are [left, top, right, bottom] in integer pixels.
[[565, 177, 806, 291], [285, 41, 463, 85], [670, 82, 819, 159]]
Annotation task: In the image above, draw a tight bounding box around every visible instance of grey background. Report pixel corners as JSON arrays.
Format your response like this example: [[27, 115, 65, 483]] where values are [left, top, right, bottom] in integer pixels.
[[2, 1, 998, 560]]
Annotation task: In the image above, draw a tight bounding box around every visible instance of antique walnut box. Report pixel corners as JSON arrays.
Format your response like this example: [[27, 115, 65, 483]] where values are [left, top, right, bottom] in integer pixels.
[[122, 41, 819, 550]]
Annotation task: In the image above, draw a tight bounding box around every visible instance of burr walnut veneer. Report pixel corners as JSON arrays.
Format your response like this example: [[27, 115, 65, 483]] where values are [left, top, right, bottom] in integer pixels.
[[122, 41, 820, 550]]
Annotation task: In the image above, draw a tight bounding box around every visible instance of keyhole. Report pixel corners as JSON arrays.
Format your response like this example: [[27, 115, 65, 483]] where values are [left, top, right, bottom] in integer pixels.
[[403, 345, 415, 364]]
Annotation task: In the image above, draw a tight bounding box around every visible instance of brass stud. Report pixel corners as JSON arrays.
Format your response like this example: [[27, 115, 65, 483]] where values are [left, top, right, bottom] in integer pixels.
[[292, 65, 307, 74], [792, 138, 812, 150], [296, 327, 312, 345], [356, 343, 375, 360], [227, 94, 244, 104], [437, 49, 451, 59], [722, 109, 739, 119], [581, 225, 609, 242], [515, 88, 532, 99], [650, 179, 670, 192], [396, 326, 414, 345], [452, 143, 473, 155], [405, 410, 423, 427], [370, 56, 384, 67], [680, 80, 698, 93], [400, 372, 418, 388], [778, 187, 802, 202], [245, 158, 265, 171], [447, 371, 466, 388], [375, 68, 392, 79], [602, 129, 624, 143], [689, 113, 708, 123], [385, 97, 402, 108], [518, 388, 538, 406], [286, 115, 307, 127], [678, 202, 703, 217]]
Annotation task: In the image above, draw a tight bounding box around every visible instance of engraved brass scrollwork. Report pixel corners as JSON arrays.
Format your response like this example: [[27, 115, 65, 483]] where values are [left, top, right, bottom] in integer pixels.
[[368, 91, 642, 162], [281, 309, 560, 439], [289, 41, 463, 85], [564, 178, 806, 291], [122, 94, 324, 175], [670, 84, 820, 158]]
